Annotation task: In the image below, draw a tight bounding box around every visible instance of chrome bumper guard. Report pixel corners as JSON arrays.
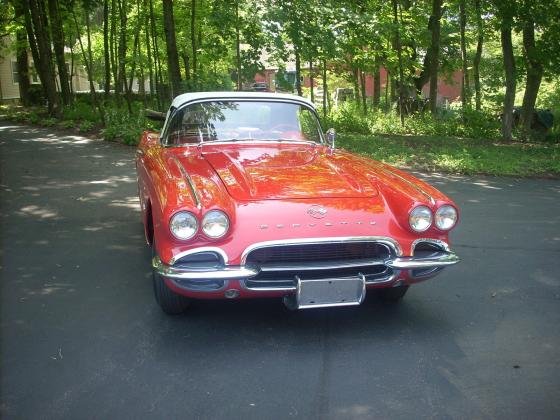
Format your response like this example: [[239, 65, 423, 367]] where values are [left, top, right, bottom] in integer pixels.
[[152, 251, 460, 281]]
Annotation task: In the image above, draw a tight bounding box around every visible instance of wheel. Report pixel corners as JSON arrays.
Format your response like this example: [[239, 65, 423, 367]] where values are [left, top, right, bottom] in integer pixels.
[[152, 243, 191, 315], [377, 285, 409, 302]]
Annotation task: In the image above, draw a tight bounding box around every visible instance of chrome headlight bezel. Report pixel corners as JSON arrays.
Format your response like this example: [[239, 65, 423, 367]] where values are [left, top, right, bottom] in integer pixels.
[[169, 211, 198, 240], [435, 205, 458, 230], [201, 210, 230, 239], [409, 205, 433, 232]]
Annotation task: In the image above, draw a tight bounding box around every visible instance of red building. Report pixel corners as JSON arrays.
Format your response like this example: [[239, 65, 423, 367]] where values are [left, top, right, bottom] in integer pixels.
[[251, 64, 462, 106]]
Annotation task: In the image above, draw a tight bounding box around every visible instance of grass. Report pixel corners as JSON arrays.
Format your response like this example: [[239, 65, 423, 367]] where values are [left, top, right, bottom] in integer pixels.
[[1, 103, 558, 178], [338, 133, 560, 177]]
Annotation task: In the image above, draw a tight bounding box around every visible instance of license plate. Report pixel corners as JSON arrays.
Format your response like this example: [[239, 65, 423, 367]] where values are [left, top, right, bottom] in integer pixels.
[[295, 275, 366, 309]]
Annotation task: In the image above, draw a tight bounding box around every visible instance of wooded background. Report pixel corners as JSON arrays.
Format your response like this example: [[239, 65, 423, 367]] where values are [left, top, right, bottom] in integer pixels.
[[2, 0, 560, 141]]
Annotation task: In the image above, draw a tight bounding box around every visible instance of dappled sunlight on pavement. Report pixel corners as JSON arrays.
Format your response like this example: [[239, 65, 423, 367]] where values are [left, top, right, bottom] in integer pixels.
[[1, 122, 560, 419]]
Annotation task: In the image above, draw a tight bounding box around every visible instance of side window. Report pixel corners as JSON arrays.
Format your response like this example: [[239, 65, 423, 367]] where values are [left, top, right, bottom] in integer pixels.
[[165, 109, 184, 145], [166, 105, 207, 146], [298, 107, 322, 143]]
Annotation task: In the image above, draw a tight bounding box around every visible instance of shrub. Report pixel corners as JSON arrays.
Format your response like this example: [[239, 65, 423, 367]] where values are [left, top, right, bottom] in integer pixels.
[[59, 119, 76, 129], [40, 118, 58, 127], [78, 121, 94, 132], [28, 112, 41, 124], [63, 101, 102, 123], [323, 101, 501, 140], [103, 107, 145, 145]]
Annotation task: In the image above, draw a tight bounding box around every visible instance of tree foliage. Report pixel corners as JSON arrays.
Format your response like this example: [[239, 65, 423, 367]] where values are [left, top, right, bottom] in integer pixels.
[[3, 0, 560, 140]]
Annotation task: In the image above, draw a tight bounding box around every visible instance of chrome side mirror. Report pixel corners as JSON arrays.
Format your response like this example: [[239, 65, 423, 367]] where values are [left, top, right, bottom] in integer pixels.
[[326, 128, 336, 149]]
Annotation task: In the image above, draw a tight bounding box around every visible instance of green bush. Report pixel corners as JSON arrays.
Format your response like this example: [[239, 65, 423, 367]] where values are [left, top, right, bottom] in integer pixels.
[[103, 107, 145, 145], [58, 119, 76, 129], [322, 101, 501, 140], [78, 121, 95, 132], [63, 101, 102, 123], [323, 102, 371, 134], [28, 112, 41, 124], [40, 118, 58, 127]]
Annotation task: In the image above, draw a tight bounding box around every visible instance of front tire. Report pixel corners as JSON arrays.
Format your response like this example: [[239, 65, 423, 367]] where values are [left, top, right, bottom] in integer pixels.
[[377, 285, 409, 302], [152, 243, 191, 315]]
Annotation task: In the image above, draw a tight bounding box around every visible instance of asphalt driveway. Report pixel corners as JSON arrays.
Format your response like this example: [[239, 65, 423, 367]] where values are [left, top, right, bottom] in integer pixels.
[[1, 122, 559, 419]]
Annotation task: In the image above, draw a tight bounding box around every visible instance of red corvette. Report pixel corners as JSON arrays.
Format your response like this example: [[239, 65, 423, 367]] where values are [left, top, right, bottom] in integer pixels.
[[136, 92, 460, 314]]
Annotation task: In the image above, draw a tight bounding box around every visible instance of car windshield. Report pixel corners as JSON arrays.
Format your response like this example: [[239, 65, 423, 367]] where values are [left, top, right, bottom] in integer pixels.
[[166, 101, 323, 146]]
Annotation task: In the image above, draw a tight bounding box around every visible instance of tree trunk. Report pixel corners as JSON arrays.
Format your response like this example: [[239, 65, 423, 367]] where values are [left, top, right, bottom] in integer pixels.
[[191, 0, 197, 88], [459, 0, 470, 110], [322, 58, 328, 118], [162, 0, 182, 98], [385, 71, 390, 107], [149, 0, 163, 107], [25, 0, 61, 116], [72, 8, 104, 124], [182, 51, 191, 81], [15, 28, 32, 106], [309, 60, 314, 103], [428, 0, 442, 114], [69, 44, 74, 94], [351, 66, 360, 106], [520, 17, 543, 134], [373, 66, 381, 108], [116, 0, 128, 96], [473, 0, 484, 111], [500, 23, 516, 141], [235, 1, 241, 91], [110, 0, 118, 91], [294, 46, 302, 96], [47, 0, 71, 105], [126, 0, 142, 111], [103, 0, 111, 99], [145, 12, 154, 104], [392, 0, 405, 126], [360, 71, 367, 113]]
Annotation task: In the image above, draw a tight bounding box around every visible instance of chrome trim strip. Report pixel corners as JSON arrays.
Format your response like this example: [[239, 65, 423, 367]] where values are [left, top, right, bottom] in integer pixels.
[[365, 271, 399, 285], [169, 247, 229, 265], [241, 273, 399, 292], [259, 259, 388, 272], [386, 252, 460, 269], [153, 256, 258, 280], [174, 159, 202, 210], [411, 238, 451, 253], [241, 282, 296, 292], [241, 236, 403, 264]]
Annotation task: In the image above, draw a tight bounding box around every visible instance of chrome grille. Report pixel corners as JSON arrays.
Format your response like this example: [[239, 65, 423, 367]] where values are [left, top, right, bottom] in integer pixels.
[[243, 241, 396, 290], [246, 242, 391, 265]]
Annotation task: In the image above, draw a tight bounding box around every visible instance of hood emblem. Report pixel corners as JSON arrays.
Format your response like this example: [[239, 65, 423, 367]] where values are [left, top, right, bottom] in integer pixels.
[[307, 205, 328, 219]]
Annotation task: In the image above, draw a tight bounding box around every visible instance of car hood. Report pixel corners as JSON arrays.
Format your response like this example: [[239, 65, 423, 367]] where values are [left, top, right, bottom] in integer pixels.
[[199, 143, 379, 201]]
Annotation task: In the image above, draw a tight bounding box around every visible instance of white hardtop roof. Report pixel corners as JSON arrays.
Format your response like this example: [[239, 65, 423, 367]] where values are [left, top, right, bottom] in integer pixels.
[[170, 91, 315, 109]]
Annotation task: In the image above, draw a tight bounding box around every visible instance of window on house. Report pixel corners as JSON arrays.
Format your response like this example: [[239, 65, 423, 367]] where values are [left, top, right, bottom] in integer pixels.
[[11, 61, 19, 84]]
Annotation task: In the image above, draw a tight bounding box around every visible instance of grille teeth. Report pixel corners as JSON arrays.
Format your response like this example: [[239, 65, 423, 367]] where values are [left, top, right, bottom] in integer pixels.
[[246, 242, 391, 265], [244, 242, 395, 289]]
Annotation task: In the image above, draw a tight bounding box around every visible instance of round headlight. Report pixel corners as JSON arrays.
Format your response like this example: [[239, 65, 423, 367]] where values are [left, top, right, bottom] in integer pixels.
[[435, 205, 458, 230], [202, 210, 229, 238], [409, 205, 433, 232], [169, 211, 198, 240]]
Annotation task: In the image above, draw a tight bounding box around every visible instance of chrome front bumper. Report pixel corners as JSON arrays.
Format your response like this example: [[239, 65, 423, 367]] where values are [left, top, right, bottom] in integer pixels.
[[152, 250, 460, 282]]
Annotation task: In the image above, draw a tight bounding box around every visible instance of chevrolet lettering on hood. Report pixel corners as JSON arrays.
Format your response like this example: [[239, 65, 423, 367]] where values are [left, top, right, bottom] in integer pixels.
[[136, 91, 460, 315]]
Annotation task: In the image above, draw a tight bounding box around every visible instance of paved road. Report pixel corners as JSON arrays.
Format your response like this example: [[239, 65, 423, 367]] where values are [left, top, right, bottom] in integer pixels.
[[1, 122, 559, 419]]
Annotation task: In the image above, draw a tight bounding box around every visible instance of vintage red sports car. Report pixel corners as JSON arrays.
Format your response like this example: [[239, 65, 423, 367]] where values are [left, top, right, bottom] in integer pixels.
[[136, 92, 460, 314]]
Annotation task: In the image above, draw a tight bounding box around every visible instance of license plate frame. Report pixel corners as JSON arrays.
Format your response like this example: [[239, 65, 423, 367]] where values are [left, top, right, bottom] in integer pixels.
[[295, 275, 366, 309]]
